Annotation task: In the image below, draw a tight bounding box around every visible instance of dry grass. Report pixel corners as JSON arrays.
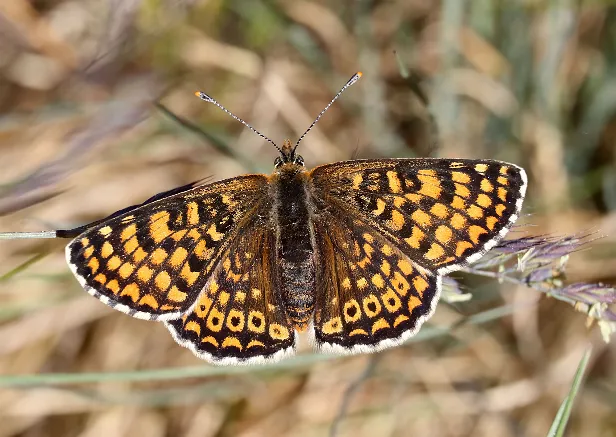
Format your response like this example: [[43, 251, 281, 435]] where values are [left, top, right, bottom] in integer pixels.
[[0, 1, 615, 436]]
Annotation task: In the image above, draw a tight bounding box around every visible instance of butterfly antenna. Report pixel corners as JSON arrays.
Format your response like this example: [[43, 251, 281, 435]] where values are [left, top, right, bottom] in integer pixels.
[[292, 71, 362, 155], [194, 91, 284, 155]]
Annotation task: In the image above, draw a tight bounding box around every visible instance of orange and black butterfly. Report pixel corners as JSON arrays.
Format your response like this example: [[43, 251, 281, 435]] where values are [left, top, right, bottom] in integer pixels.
[[55, 73, 526, 365]]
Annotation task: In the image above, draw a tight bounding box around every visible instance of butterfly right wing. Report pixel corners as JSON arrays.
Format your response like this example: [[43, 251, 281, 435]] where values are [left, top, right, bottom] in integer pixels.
[[65, 175, 269, 321], [165, 213, 296, 365], [308, 158, 526, 353]]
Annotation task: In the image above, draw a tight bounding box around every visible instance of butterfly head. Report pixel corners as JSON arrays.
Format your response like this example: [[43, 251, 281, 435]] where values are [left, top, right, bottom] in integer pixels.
[[274, 139, 305, 169], [195, 72, 361, 172]]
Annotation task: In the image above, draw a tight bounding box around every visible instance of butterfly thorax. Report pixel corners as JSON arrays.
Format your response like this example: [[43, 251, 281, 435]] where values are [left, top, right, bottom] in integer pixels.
[[271, 162, 316, 331]]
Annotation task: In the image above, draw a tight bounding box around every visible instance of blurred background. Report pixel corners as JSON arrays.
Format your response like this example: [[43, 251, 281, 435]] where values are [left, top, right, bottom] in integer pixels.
[[0, 1, 615, 436]]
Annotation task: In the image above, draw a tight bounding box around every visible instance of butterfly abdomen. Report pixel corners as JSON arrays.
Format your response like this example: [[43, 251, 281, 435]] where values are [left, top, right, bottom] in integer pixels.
[[272, 165, 316, 329]]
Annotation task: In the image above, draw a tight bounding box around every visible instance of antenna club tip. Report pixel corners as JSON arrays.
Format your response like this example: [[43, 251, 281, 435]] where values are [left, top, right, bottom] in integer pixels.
[[194, 91, 201, 97], [357, 71, 363, 77]]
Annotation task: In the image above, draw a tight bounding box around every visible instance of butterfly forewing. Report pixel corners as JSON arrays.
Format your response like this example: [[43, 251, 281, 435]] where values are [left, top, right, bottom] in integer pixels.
[[66, 175, 269, 321], [310, 158, 527, 275], [165, 214, 296, 365]]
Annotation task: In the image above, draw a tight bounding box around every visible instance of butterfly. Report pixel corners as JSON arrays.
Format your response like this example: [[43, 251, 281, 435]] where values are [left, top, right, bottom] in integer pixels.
[[56, 72, 527, 365]]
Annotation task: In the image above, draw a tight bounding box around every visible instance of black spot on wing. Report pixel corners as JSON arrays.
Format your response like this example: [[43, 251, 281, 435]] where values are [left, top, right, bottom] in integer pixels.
[[188, 253, 207, 272]]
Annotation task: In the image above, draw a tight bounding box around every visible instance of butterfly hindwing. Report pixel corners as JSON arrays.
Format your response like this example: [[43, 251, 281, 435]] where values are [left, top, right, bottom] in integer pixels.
[[311, 210, 438, 352], [310, 158, 527, 275], [165, 214, 296, 365], [65, 175, 269, 321]]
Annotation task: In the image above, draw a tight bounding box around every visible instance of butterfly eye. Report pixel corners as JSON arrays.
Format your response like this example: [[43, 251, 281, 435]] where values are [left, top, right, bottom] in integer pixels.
[[294, 155, 305, 166], [274, 156, 283, 168]]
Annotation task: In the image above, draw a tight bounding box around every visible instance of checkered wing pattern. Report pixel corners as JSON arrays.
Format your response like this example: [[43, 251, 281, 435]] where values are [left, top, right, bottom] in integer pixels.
[[65, 175, 269, 321], [165, 215, 296, 365], [309, 158, 526, 351], [311, 158, 526, 274], [311, 212, 438, 352]]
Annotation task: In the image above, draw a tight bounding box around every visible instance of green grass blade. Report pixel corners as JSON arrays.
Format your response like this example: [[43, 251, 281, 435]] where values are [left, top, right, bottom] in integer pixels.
[[0, 353, 335, 387], [0, 301, 522, 387], [546, 347, 592, 437], [0, 251, 50, 283]]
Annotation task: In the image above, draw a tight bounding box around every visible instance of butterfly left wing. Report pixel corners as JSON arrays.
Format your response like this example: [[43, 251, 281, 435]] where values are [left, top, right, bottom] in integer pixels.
[[165, 215, 296, 365], [64, 175, 269, 321]]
